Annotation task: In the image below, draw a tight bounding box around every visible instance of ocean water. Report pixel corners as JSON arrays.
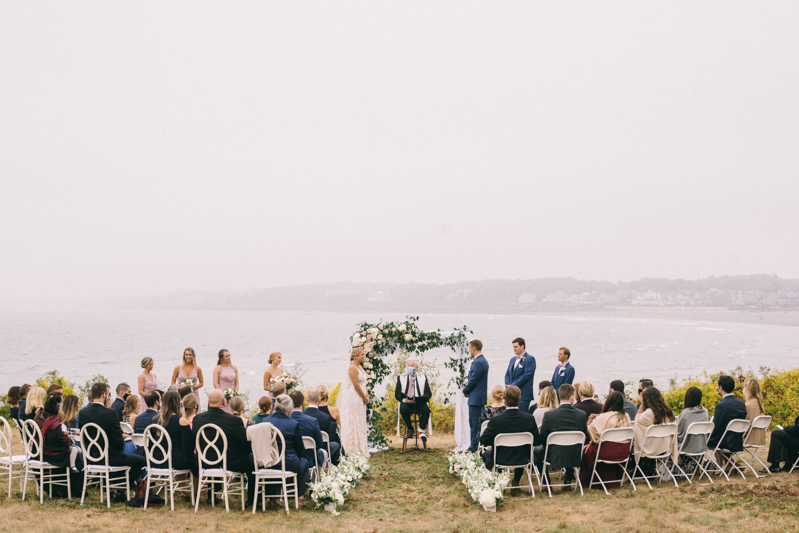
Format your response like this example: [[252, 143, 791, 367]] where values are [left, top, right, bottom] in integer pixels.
[[2, 308, 797, 402]]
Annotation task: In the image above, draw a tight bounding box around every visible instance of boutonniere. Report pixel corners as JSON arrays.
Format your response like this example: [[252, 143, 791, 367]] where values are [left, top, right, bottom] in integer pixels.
[[559, 366, 566, 375], [519, 354, 526, 363]]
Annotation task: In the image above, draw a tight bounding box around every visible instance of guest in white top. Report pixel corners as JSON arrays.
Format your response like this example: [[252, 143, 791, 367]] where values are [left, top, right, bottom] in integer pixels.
[[534, 386, 559, 428]]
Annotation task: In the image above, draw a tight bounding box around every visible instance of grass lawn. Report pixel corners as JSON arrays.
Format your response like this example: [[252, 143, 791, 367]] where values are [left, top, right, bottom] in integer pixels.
[[2, 432, 799, 532]]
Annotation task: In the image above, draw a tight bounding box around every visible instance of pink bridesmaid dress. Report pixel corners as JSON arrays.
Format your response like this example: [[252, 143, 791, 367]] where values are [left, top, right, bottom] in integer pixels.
[[177, 366, 202, 413], [138, 373, 157, 414], [218, 366, 236, 414]]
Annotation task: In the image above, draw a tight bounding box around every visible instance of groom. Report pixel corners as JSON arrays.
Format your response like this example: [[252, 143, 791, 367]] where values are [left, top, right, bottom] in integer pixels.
[[463, 339, 489, 453], [504, 337, 536, 412]]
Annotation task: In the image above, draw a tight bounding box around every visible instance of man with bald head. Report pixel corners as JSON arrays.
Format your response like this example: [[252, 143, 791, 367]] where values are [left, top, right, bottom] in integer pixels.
[[395, 358, 432, 440], [192, 389, 256, 507]]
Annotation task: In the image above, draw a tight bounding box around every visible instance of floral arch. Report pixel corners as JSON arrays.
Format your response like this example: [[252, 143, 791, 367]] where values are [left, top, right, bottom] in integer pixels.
[[349, 316, 472, 448]]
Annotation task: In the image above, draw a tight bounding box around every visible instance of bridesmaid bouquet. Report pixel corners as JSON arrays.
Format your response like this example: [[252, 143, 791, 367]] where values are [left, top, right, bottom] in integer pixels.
[[271, 373, 300, 392], [180, 379, 195, 390], [224, 388, 244, 400]]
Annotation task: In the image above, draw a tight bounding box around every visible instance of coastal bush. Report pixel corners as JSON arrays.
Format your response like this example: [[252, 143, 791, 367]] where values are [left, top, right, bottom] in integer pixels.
[[36, 370, 76, 397]]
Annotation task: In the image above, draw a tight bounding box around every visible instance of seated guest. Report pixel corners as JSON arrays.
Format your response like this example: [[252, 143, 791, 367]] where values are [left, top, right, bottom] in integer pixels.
[[662, 386, 708, 479], [178, 384, 193, 403], [535, 384, 588, 486], [580, 391, 632, 489], [79, 383, 146, 498], [480, 385, 506, 426], [636, 378, 653, 411], [743, 378, 766, 447], [289, 391, 326, 469], [121, 395, 139, 428], [533, 386, 558, 428], [528, 380, 552, 415], [111, 383, 131, 420], [24, 386, 46, 422], [134, 391, 161, 434], [707, 375, 747, 454], [395, 358, 432, 440], [46, 384, 64, 396], [551, 347, 575, 394], [268, 394, 310, 504], [61, 395, 80, 430], [761, 412, 799, 474], [303, 388, 341, 465], [253, 397, 272, 424], [36, 393, 83, 472], [609, 380, 637, 421], [270, 383, 287, 413], [480, 385, 540, 491], [192, 389, 256, 506], [229, 397, 253, 428], [317, 385, 341, 429], [574, 382, 603, 417], [634, 387, 677, 467], [183, 394, 199, 427], [6, 386, 20, 420], [155, 391, 197, 476], [17, 384, 31, 421]]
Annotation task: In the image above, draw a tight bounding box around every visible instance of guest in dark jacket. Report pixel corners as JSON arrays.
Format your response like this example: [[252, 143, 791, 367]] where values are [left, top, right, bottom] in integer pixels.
[[535, 383, 588, 485], [6, 386, 20, 421], [17, 384, 31, 422], [303, 388, 341, 465], [289, 391, 326, 469], [192, 389, 256, 505], [268, 394, 310, 500], [134, 391, 161, 434], [574, 382, 603, 417], [110, 383, 131, 421], [762, 414, 799, 474], [152, 391, 197, 475], [480, 385, 540, 488], [707, 375, 747, 451]]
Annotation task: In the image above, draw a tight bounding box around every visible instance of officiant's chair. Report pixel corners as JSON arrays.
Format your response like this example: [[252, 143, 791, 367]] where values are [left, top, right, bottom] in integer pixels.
[[396, 405, 433, 452]]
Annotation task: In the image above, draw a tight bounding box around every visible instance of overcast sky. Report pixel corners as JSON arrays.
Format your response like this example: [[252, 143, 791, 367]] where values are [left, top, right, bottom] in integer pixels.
[[2, 2, 798, 303]]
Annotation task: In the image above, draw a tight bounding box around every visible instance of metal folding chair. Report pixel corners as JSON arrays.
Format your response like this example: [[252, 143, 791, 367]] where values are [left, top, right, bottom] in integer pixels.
[[743, 415, 772, 476], [706, 419, 754, 480], [587, 427, 636, 495], [675, 421, 715, 484], [540, 431, 586, 497], [632, 423, 679, 489]]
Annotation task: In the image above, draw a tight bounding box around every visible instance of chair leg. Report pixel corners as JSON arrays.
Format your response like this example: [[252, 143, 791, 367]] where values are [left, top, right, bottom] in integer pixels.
[[194, 475, 203, 513], [80, 471, 87, 505], [66, 467, 72, 500], [283, 479, 290, 514], [223, 476, 229, 512], [575, 468, 584, 496]]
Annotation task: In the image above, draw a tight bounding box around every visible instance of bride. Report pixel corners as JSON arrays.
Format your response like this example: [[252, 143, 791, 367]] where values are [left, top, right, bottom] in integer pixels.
[[338, 347, 370, 456]]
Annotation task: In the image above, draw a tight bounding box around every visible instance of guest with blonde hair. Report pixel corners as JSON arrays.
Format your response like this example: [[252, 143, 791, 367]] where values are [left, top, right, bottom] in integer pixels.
[[574, 381, 603, 417], [121, 395, 139, 428], [182, 394, 199, 426], [24, 385, 46, 420], [317, 385, 341, 428], [743, 378, 766, 446], [479, 385, 506, 426], [61, 394, 80, 429], [138, 356, 158, 415], [229, 396, 252, 428], [534, 386, 559, 428], [268, 394, 310, 504]]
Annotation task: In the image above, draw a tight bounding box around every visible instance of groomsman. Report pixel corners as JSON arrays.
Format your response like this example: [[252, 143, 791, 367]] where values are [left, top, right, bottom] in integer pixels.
[[463, 339, 489, 453], [504, 337, 536, 412], [551, 347, 575, 393]]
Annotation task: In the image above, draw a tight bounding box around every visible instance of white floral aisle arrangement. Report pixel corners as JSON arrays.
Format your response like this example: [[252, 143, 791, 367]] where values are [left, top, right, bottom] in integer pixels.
[[447, 451, 509, 512], [310, 453, 371, 515]]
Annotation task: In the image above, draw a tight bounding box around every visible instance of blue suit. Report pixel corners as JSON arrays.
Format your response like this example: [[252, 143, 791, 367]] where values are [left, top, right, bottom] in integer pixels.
[[462, 354, 489, 452], [290, 410, 326, 469], [267, 412, 310, 496], [708, 394, 747, 451], [504, 352, 536, 412], [551, 362, 575, 393]]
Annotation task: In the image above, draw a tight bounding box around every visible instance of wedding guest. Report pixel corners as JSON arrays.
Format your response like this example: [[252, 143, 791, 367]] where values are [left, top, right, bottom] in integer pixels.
[[178, 384, 193, 402], [317, 385, 341, 429], [761, 412, 799, 474], [609, 380, 637, 421], [36, 393, 83, 496], [111, 383, 131, 420], [80, 383, 147, 498], [504, 338, 536, 412], [229, 396, 253, 428], [663, 386, 708, 479], [289, 391, 326, 470], [61, 394, 80, 429], [156, 391, 197, 476], [707, 375, 747, 454], [270, 383, 287, 412], [253, 397, 272, 424], [171, 347, 204, 412], [463, 339, 489, 453], [183, 394, 199, 426], [134, 391, 161, 434], [743, 378, 766, 447], [304, 388, 341, 465], [533, 386, 558, 428], [24, 386, 46, 421], [138, 357, 158, 415], [528, 380, 553, 415], [263, 352, 284, 396], [17, 384, 31, 421], [6, 386, 20, 420], [46, 384, 64, 396], [395, 358, 433, 439], [479, 385, 507, 427], [192, 389, 256, 507], [636, 379, 653, 410], [121, 395, 140, 428], [634, 387, 677, 466], [480, 385, 540, 493], [535, 384, 588, 487], [551, 347, 575, 394], [580, 391, 632, 489], [267, 394, 310, 504], [213, 349, 239, 414], [574, 382, 604, 417]]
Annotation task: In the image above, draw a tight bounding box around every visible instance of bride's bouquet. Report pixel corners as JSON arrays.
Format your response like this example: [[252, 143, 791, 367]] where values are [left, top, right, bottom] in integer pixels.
[[271, 373, 300, 391], [224, 388, 244, 401]]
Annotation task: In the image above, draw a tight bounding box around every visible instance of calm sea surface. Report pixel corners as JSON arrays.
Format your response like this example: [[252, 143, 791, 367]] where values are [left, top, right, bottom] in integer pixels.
[[2, 308, 798, 402]]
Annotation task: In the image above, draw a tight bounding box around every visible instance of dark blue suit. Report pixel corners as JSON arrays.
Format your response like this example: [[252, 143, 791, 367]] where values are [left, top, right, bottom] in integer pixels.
[[504, 352, 536, 412], [290, 410, 326, 469], [303, 406, 342, 465], [268, 412, 310, 496], [551, 362, 575, 393], [463, 354, 489, 452], [708, 394, 747, 451], [134, 409, 159, 434]]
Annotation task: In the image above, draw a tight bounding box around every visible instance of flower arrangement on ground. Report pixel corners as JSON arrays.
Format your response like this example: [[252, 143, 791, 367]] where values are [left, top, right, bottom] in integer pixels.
[[447, 451, 510, 512], [310, 453, 371, 515]]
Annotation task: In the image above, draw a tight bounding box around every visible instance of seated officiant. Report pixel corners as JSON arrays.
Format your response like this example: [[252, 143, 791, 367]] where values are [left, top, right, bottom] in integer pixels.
[[395, 358, 432, 440]]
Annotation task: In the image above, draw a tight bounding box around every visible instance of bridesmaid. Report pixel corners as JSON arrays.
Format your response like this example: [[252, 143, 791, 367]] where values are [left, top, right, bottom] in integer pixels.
[[213, 348, 239, 414], [262, 351, 284, 397], [137, 357, 158, 414], [171, 347, 205, 413]]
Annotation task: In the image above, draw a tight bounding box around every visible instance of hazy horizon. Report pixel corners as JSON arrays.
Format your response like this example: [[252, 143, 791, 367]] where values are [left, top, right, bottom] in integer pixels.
[[2, 2, 798, 305]]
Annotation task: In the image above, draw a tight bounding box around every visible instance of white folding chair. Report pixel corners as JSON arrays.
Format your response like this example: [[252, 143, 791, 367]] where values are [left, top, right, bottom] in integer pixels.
[[320, 431, 332, 471], [120, 421, 134, 435], [706, 419, 754, 480], [587, 427, 636, 495], [194, 423, 246, 512], [492, 432, 537, 497], [143, 424, 194, 510], [303, 436, 321, 484], [743, 415, 772, 476], [21, 420, 72, 503], [0, 417, 27, 498], [540, 431, 585, 497], [632, 423, 678, 489], [677, 421, 715, 484], [252, 429, 299, 514], [476, 420, 490, 455], [789, 455, 799, 474], [79, 422, 131, 507]]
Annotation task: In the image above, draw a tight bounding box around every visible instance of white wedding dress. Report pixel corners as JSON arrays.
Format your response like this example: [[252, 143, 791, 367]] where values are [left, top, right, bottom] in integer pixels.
[[338, 364, 370, 457]]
